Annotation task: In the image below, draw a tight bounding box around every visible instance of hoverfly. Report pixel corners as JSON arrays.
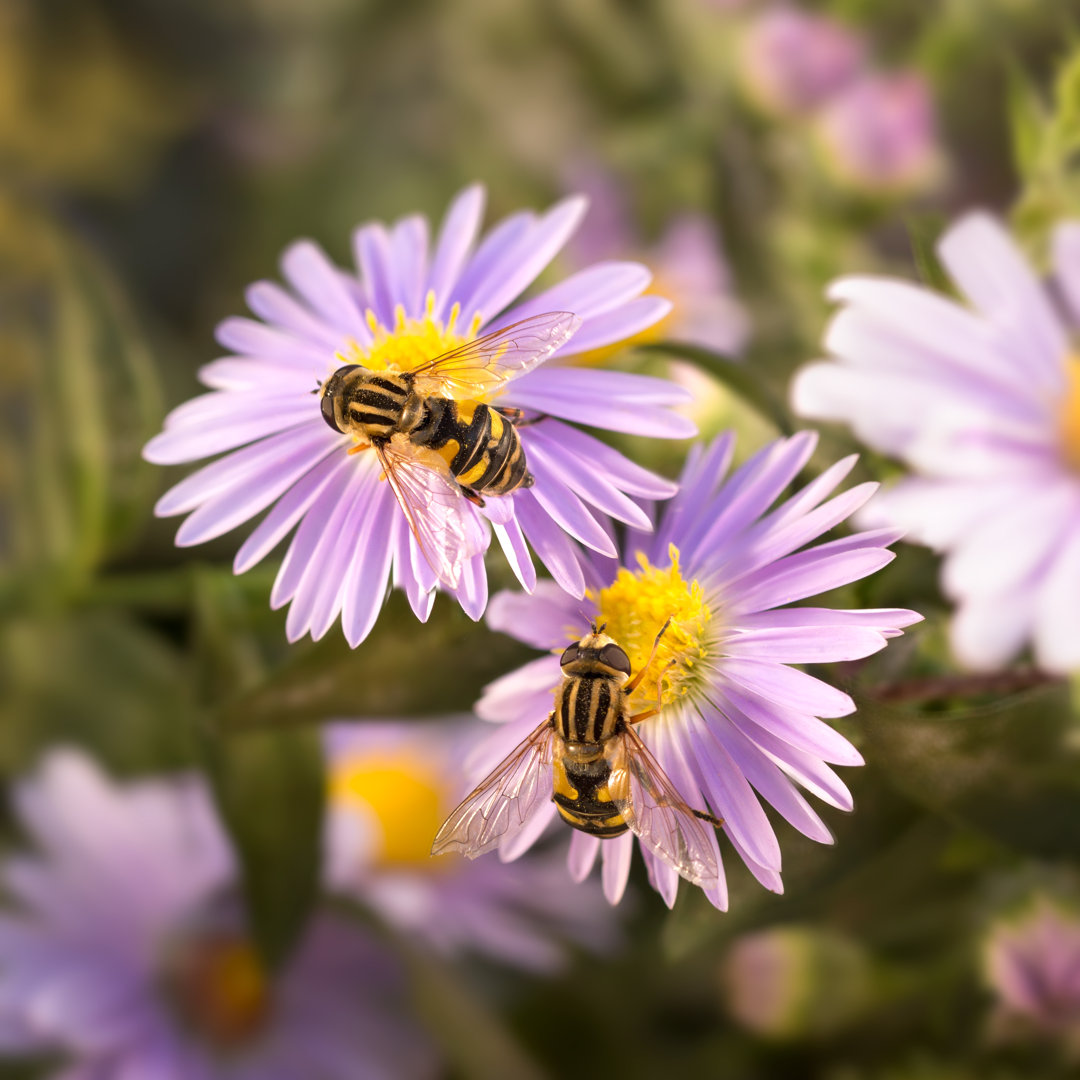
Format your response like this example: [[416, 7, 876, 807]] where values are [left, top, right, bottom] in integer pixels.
[[431, 619, 724, 888], [318, 311, 580, 589]]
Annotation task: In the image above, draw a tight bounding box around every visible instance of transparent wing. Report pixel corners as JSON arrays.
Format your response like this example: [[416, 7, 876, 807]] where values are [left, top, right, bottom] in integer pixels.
[[410, 311, 581, 399], [374, 435, 487, 590], [431, 719, 556, 859], [606, 727, 720, 888]]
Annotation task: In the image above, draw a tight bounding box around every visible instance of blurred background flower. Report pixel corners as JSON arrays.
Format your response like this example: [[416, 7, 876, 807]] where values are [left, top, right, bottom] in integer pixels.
[[0, 751, 435, 1079], [325, 719, 618, 971]]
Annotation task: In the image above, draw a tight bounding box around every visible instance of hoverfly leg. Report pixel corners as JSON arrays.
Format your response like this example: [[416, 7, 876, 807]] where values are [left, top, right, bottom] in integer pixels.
[[461, 488, 486, 508], [692, 808, 725, 829], [494, 406, 527, 422], [624, 617, 674, 695], [347, 442, 371, 457], [627, 659, 676, 725], [504, 410, 550, 429]]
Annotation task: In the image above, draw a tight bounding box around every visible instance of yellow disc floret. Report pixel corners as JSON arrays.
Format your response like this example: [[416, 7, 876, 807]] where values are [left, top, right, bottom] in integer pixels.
[[171, 936, 269, 1048], [338, 292, 482, 377], [588, 544, 713, 709], [1061, 354, 1080, 473], [330, 751, 452, 868]]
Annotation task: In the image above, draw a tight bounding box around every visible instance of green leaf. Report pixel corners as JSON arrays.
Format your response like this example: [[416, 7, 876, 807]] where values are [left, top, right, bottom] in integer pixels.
[[215, 596, 532, 732], [393, 935, 547, 1080], [0, 609, 200, 775], [1005, 62, 1049, 180], [860, 684, 1080, 860], [204, 727, 324, 970], [641, 341, 794, 436], [905, 215, 954, 296]]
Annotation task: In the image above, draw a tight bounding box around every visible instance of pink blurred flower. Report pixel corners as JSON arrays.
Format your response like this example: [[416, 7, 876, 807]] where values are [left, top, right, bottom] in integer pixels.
[[565, 164, 749, 357], [815, 72, 941, 194], [985, 900, 1080, 1049], [739, 6, 866, 117]]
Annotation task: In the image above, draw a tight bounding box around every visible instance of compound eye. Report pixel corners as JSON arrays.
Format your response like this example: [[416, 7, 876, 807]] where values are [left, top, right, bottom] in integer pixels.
[[598, 643, 631, 675], [320, 390, 343, 432], [559, 643, 580, 667]]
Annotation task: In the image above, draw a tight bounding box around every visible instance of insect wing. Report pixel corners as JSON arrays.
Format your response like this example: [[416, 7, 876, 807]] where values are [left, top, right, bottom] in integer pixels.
[[374, 435, 487, 590], [431, 719, 556, 859], [606, 727, 720, 888], [410, 311, 581, 399]]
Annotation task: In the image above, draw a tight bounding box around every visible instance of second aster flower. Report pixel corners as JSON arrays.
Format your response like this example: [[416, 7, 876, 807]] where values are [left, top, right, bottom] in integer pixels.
[[144, 185, 693, 645], [468, 432, 921, 909]]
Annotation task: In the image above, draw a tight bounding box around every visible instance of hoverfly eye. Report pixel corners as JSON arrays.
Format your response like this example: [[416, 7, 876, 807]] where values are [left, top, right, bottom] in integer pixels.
[[320, 390, 342, 432], [598, 643, 631, 675], [559, 643, 580, 667]]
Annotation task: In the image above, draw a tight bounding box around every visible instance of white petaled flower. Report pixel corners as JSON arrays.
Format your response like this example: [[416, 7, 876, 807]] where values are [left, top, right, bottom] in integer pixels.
[[0, 751, 434, 1079], [144, 185, 693, 646], [453, 433, 920, 909], [793, 213, 1080, 672], [324, 720, 618, 972]]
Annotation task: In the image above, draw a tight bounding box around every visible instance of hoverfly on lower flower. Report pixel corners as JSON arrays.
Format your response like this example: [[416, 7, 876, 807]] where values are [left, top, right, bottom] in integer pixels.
[[317, 311, 580, 589], [431, 620, 724, 889]]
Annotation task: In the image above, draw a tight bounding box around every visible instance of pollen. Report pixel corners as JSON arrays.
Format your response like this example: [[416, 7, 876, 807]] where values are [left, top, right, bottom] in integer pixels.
[[330, 751, 454, 868], [338, 292, 483, 380], [1061, 354, 1080, 473], [588, 544, 713, 709]]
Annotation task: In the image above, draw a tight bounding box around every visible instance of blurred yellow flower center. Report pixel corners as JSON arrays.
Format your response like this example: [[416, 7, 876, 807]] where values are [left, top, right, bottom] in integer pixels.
[[1061, 354, 1080, 472], [573, 280, 675, 368], [340, 292, 482, 375], [172, 936, 269, 1049], [330, 752, 450, 867], [588, 545, 712, 707]]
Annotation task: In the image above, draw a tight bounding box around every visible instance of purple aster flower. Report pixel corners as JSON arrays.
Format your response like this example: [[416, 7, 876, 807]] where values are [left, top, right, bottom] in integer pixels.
[[143, 185, 693, 645], [792, 213, 1080, 672], [458, 432, 920, 908], [814, 71, 941, 194], [984, 899, 1080, 1050], [565, 163, 750, 358], [325, 720, 618, 972], [738, 6, 866, 117], [0, 750, 434, 1079]]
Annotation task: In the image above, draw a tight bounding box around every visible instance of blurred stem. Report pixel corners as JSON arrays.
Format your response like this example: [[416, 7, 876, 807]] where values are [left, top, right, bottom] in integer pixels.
[[869, 668, 1063, 705]]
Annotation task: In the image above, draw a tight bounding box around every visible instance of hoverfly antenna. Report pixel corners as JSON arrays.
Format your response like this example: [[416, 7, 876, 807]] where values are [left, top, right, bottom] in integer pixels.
[[592, 620, 607, 635]]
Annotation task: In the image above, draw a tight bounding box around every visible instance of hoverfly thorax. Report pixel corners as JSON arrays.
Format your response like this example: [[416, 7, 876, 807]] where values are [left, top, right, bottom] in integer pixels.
[[319, 364, 414, 441]]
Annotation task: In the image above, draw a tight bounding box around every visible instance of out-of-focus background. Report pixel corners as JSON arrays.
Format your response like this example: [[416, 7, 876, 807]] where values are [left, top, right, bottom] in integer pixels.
[[3, 0, 1080, 1077]]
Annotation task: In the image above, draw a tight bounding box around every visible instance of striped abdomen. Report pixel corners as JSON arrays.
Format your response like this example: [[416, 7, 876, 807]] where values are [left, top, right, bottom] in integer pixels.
[[410, 396, 531, 497], [552, 747, 629, 838]]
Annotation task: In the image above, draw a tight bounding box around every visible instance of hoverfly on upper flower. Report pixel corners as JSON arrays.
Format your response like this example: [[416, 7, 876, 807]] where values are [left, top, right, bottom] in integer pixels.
[[318, 311, 580, 589], [431, 619, 723, 889]]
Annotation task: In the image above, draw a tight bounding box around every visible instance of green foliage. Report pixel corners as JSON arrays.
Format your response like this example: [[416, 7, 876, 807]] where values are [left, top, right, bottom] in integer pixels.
[[204, 727, 325, 971]]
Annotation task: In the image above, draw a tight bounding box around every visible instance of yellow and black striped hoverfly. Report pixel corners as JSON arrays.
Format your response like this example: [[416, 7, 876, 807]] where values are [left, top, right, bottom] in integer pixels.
[[431, 619, 724, 888], [319, 311, 580, 588]]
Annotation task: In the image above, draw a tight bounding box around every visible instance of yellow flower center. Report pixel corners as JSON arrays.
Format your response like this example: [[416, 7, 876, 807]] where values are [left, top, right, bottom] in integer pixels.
[[170, 935, 269, 1049], [1060, 354, 1080, 472], [329, 751, 452, 868], [339, 292, 482, 377], [587, 545, 713, 709]]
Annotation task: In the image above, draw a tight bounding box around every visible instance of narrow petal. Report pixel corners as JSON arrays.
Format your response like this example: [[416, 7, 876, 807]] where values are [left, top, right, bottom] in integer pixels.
[[567, 832, 601, 883], [600, 833, 634, 905], [427, 185, 486, 316]]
